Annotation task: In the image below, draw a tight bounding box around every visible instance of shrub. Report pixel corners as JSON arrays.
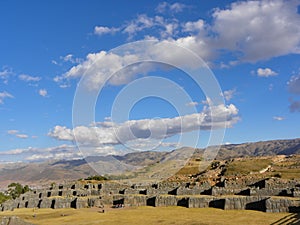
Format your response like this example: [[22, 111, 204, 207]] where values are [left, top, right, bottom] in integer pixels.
[[84, 175, 108, 181]]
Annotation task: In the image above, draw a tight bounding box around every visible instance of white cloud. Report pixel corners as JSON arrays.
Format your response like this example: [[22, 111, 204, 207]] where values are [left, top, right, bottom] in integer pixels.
[[39, 89, 48, 97], [7, 130, 19, 135], [273, 116, 285, 121], [60, 40, 211, 91], [62, 54, 74, 62], [53, 76, 63, 83], [160, 21, 179, 38], [0, 67, 13, 84], [173, 35, 214, 61], [0, 145, 83, 162], [49, 103, 239, 147], [60, 54, 81, 64], [18, 74, 41, 82], [51, 60, 58, 65], [89, 0, 300, 65], [15, 134, 29, 139], [123, 14, 155, 37], [257, 68, 278, 77], [0, 148, 25, 155], [182, 19, 204, 33], [94, 14, 182, 40], [48, 126, 74, 141], [211, 0, 300, 62], [156, 2, 187, 13], [94, 26, 120, 36], [7, 130, 30, 139], [0, 91, 13, 104], [61, 50, 140, 90], [59, 84, 70, 88], [186, 101, 198, 107], [57, 0, 300, 91], [223, 89, 236, 101]]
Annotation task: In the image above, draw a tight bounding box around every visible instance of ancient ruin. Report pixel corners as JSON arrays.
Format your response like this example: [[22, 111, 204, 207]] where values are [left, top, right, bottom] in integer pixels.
[[1, 177, 300, 213]]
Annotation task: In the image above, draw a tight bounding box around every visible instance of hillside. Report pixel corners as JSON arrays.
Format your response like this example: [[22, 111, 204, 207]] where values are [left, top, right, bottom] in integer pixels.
[[215, 138, 300, 159], [0, 138, 299, 188]]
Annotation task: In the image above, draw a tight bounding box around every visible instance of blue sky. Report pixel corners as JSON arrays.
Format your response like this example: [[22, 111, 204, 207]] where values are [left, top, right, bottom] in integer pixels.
[[0, 0, 300, 162]]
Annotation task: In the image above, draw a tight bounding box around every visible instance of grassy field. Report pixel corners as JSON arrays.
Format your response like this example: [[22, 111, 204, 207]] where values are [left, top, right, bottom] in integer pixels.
[[0, 206, 298, 225]]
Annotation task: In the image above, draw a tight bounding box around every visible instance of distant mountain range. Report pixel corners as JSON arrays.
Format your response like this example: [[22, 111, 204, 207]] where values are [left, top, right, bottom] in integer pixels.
[[0, 138, 299, 188], [215, 138, 300, 159]]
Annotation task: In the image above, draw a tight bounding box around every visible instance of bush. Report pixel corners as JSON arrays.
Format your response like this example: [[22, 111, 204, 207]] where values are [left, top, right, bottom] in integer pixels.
[[273, 173, 282, 178], [0, 192, 10, 204], [84, 175, 108, 181]]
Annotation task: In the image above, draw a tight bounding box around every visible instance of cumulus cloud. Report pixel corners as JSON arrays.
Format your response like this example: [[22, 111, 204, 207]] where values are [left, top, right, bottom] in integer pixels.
[[18, 74, 41, 82], [172, 35, 214, 61], [182, 19, 205, 33], [0, 91, 13, 104], [256, 68, 278, 77], [89, 0, 300, 65], [55, 0, 300, 94], [49, 103, 239, 148], [58, 40, 212, 91], [212, 0, 300, 62], [39, 89, 48, 97], [64, 0, 300, 93], [61, 51, 140, 90]]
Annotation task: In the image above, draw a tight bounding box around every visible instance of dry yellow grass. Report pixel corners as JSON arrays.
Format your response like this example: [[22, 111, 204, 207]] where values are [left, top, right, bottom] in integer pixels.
[[225, 158, 272, 176], [0, 206, 296, 225]]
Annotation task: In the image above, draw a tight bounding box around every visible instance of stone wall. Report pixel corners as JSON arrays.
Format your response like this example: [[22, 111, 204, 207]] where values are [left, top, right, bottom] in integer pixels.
[[0, 216, 34, 225], [1, 178, 300, 213], [224, 196, 267, 211], [266, 197, 300, 213]]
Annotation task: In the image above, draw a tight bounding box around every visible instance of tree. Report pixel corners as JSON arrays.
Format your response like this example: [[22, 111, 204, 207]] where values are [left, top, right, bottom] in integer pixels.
[[0, 192, 10, 204], [7, 183, 30, 199]]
